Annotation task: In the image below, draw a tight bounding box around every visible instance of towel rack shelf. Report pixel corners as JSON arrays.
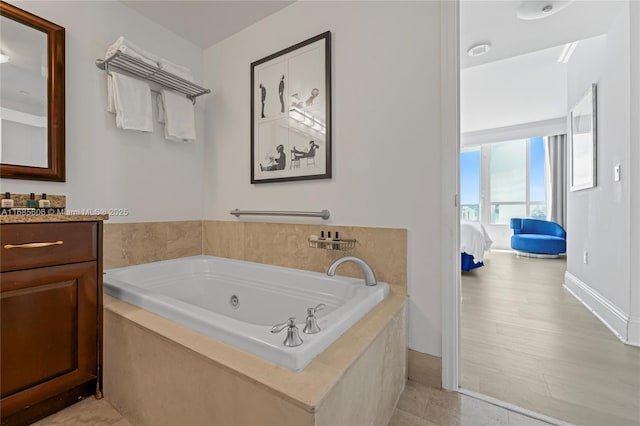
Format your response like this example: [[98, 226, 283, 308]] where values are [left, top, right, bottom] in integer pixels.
[[95, 51, 211, 102]]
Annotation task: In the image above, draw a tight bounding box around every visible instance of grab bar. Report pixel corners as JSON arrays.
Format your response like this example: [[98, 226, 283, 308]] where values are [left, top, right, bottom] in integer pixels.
[[230, 209, 330, 220]]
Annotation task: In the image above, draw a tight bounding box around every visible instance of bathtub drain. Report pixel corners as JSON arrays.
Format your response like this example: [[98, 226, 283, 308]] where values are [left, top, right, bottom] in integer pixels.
[[230, 294, 239, 309]]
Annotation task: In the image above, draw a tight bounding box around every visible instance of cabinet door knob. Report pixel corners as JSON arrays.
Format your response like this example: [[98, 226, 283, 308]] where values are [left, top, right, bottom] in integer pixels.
[[4, 240, 64, 249]]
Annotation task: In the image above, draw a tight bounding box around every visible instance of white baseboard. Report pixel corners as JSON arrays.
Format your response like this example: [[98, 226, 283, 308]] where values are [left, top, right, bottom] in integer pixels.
[[628, 316, 640, 346], [563, 271, 635, 346]]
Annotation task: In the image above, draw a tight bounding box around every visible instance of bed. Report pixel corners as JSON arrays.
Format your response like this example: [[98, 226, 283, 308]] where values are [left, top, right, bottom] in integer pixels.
[[461, 221, 493, 271]]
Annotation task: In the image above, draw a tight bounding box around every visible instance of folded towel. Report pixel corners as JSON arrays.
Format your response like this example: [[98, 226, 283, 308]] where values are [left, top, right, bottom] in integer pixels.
[[156, 93, 166, 123], [111, 73, 153, 132], [107, 74, 115, 113], [105, 36, 159, 68], [160, 89, 196, 142], [159, 58, 193, 82]]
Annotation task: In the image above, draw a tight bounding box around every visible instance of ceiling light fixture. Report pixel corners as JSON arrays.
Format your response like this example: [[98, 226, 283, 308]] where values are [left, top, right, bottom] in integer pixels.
[[557, 41, 579, 63], [0, 51, 9, 64], [467, 43, 491, 57]]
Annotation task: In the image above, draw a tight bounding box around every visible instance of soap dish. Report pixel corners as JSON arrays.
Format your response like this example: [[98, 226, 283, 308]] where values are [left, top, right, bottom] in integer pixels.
[[308, 238, 356, 251]]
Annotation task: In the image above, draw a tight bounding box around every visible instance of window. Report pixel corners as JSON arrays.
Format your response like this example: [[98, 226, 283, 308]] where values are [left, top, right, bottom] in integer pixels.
[[529, 137, 546, 219], [460, 147, 480, 221], [460, 137, 547, 225], [490, 140, 527, 224]]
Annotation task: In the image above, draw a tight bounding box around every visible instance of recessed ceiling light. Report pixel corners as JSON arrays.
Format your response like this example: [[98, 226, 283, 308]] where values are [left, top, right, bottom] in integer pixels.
[[467, 43, 491, 57], [517, 1, 573, 20]]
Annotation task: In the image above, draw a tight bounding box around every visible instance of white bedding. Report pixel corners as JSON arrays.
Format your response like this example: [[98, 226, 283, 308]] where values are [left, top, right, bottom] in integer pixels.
[[461, 221, 493, 263]]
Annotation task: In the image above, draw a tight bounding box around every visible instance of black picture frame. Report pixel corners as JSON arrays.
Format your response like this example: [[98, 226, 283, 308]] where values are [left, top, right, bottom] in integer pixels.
[[250, 31, 332, 184]]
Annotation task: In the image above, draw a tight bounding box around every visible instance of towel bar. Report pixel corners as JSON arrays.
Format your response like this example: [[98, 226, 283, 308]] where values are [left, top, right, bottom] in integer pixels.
[[230, 209, 330, 220]]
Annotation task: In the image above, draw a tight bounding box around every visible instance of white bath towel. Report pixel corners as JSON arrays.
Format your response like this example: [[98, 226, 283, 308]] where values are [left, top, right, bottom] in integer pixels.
[[158, 58, 193, 82], [160, 89, 196, 142], [105, 36, 159, 68], [111, 73, 153, 132]]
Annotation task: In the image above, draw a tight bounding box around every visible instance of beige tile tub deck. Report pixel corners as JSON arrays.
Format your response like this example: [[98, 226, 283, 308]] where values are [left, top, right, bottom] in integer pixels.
[[104, 291, 407, 425]]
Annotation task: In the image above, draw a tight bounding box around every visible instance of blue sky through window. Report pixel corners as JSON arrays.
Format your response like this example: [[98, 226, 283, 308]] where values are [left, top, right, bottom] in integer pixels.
[[460, 149, 480, 205], [529, 137, 545, 202]]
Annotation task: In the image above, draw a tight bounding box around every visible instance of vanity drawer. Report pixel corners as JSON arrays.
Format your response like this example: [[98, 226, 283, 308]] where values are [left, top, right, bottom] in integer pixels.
[[1, 222, 97, 272]]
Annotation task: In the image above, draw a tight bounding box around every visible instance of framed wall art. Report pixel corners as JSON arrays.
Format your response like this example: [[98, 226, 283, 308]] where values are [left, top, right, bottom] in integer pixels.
[[250, 31, 331, 184], [569, 83, 597, 191]]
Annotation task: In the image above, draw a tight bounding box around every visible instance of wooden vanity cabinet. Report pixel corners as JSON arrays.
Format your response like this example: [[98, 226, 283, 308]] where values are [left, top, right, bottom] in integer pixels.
[[0, 221, 103, 426]]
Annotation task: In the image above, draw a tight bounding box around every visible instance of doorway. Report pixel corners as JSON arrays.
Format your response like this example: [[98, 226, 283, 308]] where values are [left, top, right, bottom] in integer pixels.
[[443, 1, 640, 425]]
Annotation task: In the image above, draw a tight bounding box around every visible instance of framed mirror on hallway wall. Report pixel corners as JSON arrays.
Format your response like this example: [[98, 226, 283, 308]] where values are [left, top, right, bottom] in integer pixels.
[[569, 83, 597, 192]]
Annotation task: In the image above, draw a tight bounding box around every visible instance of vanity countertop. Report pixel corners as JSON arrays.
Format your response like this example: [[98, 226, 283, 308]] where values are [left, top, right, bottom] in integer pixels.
[[0, 214, 109, 224]]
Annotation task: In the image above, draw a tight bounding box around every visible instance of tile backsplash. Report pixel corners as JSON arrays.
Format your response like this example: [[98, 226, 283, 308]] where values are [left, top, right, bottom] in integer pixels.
[[104, 221, 202, 269], [203, 221, 407, 293]]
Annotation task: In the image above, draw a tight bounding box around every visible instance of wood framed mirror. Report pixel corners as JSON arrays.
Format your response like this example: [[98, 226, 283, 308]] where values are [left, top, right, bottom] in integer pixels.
[[0, 1, 65, 181]]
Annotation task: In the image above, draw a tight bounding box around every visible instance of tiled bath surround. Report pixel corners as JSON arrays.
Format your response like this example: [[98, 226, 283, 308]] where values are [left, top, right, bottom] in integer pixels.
[[104, 295, 406, 425], [102, 219, 416, 424], [103, 220, 407, 294], [103, 221, 202, 269], [202, 220, 407, 294]]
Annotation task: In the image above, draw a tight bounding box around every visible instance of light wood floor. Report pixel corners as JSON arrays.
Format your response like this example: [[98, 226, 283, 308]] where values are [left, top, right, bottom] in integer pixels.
[[461, 251, 640, 426]]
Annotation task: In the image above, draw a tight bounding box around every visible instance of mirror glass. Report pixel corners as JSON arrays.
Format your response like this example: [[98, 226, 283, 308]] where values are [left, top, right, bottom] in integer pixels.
[[0, 2, 64, 182], [0, 15, 48, 168]]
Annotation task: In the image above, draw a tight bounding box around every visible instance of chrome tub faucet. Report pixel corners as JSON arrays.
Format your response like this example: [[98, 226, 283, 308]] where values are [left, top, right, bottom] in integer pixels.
[[327, 256, 378, 286]]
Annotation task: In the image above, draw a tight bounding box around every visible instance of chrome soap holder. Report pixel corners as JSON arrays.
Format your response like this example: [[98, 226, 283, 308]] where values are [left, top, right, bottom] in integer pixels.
[[308, 237, 356, 251]]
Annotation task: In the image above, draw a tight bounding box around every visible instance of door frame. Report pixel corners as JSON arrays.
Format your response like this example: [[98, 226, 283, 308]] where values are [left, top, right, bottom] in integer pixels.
[[440, 0, 461, 391]]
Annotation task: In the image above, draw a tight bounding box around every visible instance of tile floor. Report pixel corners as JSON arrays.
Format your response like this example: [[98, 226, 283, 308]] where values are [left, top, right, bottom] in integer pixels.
[[32, 397, 131, 426], [33, 379, 552, 426], [388, 380, 552, 426]]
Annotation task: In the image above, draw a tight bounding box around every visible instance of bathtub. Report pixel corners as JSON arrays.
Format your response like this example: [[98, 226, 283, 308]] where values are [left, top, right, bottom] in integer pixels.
[[103, 255, 389, 371]]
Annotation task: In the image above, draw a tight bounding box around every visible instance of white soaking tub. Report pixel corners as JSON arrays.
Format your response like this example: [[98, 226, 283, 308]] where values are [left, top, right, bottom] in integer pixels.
[[103, 255, 389, 371]]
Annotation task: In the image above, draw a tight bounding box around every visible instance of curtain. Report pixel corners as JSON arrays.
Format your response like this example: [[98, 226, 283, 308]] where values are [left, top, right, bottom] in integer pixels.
[[544, 134, 567, 228]]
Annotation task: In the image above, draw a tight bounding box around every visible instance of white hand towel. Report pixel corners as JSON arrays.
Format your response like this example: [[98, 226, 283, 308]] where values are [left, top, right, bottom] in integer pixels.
[[105, 36, 159, 68], [107, 74, 115, 113], [159, 58, 193, 82], [112, 73, 153, 132], [157, 93, 187, 142], [161, 89, 196, 142], [156, 93, 166, 123]]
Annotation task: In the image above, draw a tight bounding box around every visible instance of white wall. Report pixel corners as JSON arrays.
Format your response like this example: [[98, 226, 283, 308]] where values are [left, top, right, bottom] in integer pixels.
[[0, 1, 205, 223], [566, 5, 631, 322], [203, 1, 443, 354]]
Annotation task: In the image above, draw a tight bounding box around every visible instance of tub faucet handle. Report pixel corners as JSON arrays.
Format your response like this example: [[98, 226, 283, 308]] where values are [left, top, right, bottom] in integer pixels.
[[304, 304, 325, 335], [308, 303, 325, 315], [271, 317, 303, 347]]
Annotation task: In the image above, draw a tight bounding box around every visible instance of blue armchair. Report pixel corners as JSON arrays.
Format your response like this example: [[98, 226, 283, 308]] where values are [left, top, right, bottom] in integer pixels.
[[510, 218, 566, 256]]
